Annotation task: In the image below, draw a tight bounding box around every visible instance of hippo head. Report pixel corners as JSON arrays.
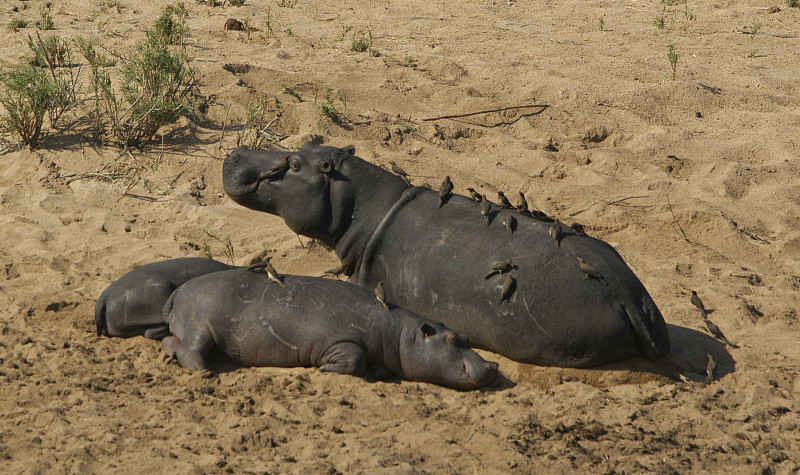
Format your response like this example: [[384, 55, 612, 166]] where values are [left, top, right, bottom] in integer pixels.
[[223, 142, 410, 257], [399, 320, 499, 389], [223, 142, 357, 242]]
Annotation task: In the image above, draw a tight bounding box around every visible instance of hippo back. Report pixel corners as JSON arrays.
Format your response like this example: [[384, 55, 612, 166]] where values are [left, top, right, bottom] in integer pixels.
[[351, 187, 670, 367]]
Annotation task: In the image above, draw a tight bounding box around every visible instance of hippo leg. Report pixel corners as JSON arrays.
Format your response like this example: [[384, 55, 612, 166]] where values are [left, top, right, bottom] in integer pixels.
[[143, 325, 171, 340], [163, 330, 214, 371], [318, 342, 367, 375]]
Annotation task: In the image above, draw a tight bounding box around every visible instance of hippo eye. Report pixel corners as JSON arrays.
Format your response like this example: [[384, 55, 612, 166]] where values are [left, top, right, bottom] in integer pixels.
[[420, 323, 436, 337], [445, 333, 457, 346], [289, 156, 300, 171]]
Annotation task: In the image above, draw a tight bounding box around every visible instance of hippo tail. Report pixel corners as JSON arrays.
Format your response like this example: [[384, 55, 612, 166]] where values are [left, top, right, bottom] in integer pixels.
[[94, 297, 108, 337], [624, 298, 671, 360], [161, 288, 178, 328]]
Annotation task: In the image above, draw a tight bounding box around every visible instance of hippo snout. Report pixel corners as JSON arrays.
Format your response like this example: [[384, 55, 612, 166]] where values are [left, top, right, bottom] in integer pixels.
[[222, 148, 262, 199], [465, 356, 499, 388]]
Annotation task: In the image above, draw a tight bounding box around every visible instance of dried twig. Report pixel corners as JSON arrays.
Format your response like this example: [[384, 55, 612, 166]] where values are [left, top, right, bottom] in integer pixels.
[[218, 104, 230, 155], [698, 83, 722, 95], [422, 104, 550, 122], [719, 210, 770, 243], [117, 173, 141, 202], [608, 195, 649, 206], [737, 29, 798, 38], [665, 194, 690, 243]]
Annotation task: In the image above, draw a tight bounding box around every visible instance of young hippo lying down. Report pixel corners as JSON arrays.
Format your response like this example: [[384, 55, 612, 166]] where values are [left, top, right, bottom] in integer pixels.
[[161, 269, 499, 390], [95, 257, 236, 339]]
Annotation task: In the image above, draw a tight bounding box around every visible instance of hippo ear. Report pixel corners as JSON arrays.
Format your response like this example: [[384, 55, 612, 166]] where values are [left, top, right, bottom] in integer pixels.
[[319, 160, 333, 174], [420, 323, 437, 337], [343, 145, 355, 156]]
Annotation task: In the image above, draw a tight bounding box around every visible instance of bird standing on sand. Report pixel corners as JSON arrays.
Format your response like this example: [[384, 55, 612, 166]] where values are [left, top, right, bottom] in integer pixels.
[[374, 280, 390, 313], [248, 258, 286, 288], [704, 318, 739, 348], [498, 192, 514, 209], [498, 274, 517, 305], [704, 354, 716, 386], [479, 196, 491, 225], [466, 187, 482, 202], [549, 219, 563, 248], [485, 259, 515, 279], [577, 257, 608, 285], [690, 290, 708, 318], [438, 176, 453, 209]]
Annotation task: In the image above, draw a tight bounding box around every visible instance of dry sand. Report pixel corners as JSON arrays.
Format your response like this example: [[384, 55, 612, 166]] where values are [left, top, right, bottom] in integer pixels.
[[1, 0, 799, 472]]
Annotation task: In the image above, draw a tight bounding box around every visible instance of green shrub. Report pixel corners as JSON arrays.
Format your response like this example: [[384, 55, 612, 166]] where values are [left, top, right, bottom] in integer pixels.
[[0, 34, 82, 148], [10, 19, 29, 32], [77, 19, 197, 147], [37, 4, 54, 31], [148, 10, 188, 46], [237, 96, 271, 149], [0, 64, 51, 148], [116, 35, 198, 146], [350, 30, 372, 52]]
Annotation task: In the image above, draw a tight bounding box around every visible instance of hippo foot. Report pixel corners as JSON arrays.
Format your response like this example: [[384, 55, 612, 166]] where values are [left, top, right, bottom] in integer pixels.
[[162, 336, 180, 357], [162, 335, 210, 371], [368, 364, 395, 381], [318, 342, 367, 375]]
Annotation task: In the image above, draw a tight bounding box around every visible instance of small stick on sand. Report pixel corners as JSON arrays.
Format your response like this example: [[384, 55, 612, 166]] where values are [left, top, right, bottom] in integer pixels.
[[422, 104, 550, 121]]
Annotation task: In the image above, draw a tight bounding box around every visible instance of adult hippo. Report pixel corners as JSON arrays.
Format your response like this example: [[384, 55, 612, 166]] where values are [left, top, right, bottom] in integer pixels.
[[161, 270, 499, 389], [95, 257, 235, 339], [222, 142, 670, 367]]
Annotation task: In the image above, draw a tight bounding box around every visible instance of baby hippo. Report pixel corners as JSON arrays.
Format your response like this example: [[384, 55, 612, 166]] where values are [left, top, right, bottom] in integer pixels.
[[95, 257, 235, 339], [161, 270, 499, 390]]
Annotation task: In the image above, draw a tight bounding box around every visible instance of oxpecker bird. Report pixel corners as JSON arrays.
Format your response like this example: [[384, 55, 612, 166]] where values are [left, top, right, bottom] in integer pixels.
[[374, 280, 390, 313], [549, 219, 563, 248], [577, 257, 608, 285], [438, 176, 453, 209], [690, 290, 707, 319], [485, 259, 515, 279], [498, 275, 517, 305], [498, 191, 514, 209], [248, 258, 286, 288], [466, 187, 482, 202], [479, 196, 491, 225]]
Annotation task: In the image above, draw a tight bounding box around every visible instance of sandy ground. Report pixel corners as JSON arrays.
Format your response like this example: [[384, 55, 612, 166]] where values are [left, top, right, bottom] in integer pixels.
[[2, 0, 799, 472]]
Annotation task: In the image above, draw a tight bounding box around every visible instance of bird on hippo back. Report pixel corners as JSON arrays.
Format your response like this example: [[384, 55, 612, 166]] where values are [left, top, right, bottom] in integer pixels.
[[222, 142, 671, 368]]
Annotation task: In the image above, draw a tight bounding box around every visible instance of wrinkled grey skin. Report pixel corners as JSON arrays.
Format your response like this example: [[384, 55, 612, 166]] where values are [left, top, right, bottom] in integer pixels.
[[222, 142, 671, 367], [95, 257, 235, 339], [161, 270, 499, 389]]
